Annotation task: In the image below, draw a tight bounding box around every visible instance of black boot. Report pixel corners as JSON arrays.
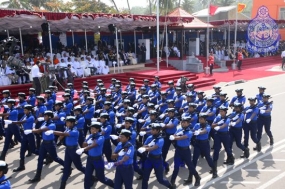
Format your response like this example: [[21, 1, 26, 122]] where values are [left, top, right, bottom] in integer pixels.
[[194, 173, 201, 187], [29, 169, 42, 183], [227, 156, 235, 165], [26, 146, 32, 157], [270, 137, 274, 145], [59, 181, 66, 189], [0, 151, 6, 161], [183, 174, 193, 185], [256, 142, 261, 152], [240, 148, 250, 158], [212, 161, 218, 179], [13, 159, 25, 172], [44, 154, 54, 165], [223, 157, 230, 164], [165, 164, 170, 174]]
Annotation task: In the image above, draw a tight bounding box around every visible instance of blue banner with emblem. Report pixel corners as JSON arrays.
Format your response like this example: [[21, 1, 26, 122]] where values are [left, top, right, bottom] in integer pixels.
[[246, 6, 280, 54]]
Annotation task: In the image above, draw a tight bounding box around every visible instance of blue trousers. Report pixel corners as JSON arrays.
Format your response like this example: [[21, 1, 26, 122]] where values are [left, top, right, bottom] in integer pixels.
[[3, 124, 22, 152], [0, 121, 4, 136], [162, 134, 174, 167], [133, 150, 143, 176], [37, 141, 64, 170], [213, 132, 233, 161], [192, 140, 214, 168], [35, 121, 44, 150], [20, 133, 36, 159], [54, 124, 65, 143], [84, 119, 91, 136], [78, 129, 85, 148], [114, 165, 134, 189], [103, 139, 113, 162], [171, 147, 197, 182], [84, 156, 114, 189], [229, 127, 245, 151], [243, 121, 258, 148], [142, 156, 171, 189], [62, 146, 85, 182], [257, 116, 272, 142]]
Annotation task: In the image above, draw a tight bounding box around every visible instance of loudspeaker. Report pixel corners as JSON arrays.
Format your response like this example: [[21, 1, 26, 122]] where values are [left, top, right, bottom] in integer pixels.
[[108, 24, 115, 33], [41, 23, 49, 32]]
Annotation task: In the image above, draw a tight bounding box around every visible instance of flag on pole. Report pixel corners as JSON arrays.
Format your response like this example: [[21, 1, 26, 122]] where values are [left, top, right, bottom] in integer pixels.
[[209, 5, 218, 16], [237, 3, 246, 13]]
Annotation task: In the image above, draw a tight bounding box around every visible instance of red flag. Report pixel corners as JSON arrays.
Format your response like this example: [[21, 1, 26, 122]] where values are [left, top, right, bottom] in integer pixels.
[[209, 5, 218, 16]]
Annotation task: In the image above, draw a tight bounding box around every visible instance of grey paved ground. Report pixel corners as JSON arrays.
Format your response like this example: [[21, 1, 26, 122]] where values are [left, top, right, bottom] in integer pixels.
[[3, 73, 285, 189]]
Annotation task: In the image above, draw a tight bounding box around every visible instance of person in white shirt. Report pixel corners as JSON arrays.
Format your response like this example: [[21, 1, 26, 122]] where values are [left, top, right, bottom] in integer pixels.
[[72, 58, 83, 77], [31, 61, 43, 95], [102, 64, 109, 75], [173, 46, 180, 57], [98, 58, 106, 74], [5, 65, 19, 84], [93, 56, 100, 74], [80, 57, 90, 77], [281, 50, 285, 70]]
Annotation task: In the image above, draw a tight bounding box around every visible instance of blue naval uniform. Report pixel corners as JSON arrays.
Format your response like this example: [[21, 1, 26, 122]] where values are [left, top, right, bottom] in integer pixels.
[[116, 107, 126, 124], [27, 94, 36, 106], [212, 93, 220, 105], [45, 97, 54, 111], [144, 85, 150, 94], [171, 127, 198, 183], [0, 175, 11, 189], [212, 115, 233, 161], [157, 98, 168, 114], [257, 101, 273, 142], [51, 91, 56, 102], [141, 120, 153, 143], [215, 99, 229, 109], [112, 91, 121, 105], [154, 81, 162, 89], [180, 101, 190, 113], [230, 95, 246, 106], [166, 87, 175, 100], [101, 121, 113, 162], [63, 100, 73, 116], [142, 135, 172, 189], [195, 99, 206, 113], [200, 105, 217, 124], [37, 121, 64, 171], [114, 142, 135, 189], [96, 94, 106, 109], [103, 109, 115, 127], [84, 133, 114, 189], [228, 111, 246, 151], [192, 123, 214, 168], [61, 127, 85, 183], [2, 106, 22, 153], [20, 113, 36, 159], [162, 117, 179, 167], [149, 90, 160, 104], [17, 100, 27, 119], [34, 104, 47, 149], [183, 112, 198, 129], [138, 103, 148, 118], [75, 114, 85, 147], [256, 93, 264, 104], [187, 90, 197, 102], [53, 109, 66, 142], [174, 94, 185, 110], [243, 105, 259, 148], [83, 104, 94, 135], [128, 88, 136, 104]]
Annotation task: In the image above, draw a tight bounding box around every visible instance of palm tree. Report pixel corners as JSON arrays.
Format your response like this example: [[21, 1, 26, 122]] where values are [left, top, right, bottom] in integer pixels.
[[215, 0, 236, 6], [1, 0, 32, 10], [126, 0, 131, 14], [182, 0, 195, 13], [148, 0, 152, 15], [109, 0, 120, 13]]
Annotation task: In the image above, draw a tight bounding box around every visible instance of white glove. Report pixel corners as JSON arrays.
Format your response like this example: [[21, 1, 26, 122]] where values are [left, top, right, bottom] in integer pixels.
[[104, 162, 115, 170], [217, 120, 224, 125], [169, 135, 175, 140], [91, 118, 97, 122], [148, 140, 155, 147], [37, 117, 44, 121], [232, 115, 239, 121], [260, 106, 266, 110], [107, 89, 111, 93], [133, 103, 138, 108], [139, 131, 146, 136], [155, 105, 159, 109], [184, 106, 189, 109], [112, 102, 115, 106], [95, 109, 101, 113], [24, 130, 33, 135], [110, 135, 119, 140], [133, 113, 138, 117], [138, 119, 145, 123], [115, 124, 122, 128], [118, 150, 125, 156], [137, 147, 146, 153], [176, 131, 184, 136], [34, 107, 38, 111], [32, 123, 36, 129], [246, 119, 251, 123], [45, 130, 54, 135], [116, 112, 121, 117], [114, 106, 119, 110], [160, 123, 166, 127], [53, 112, 58, 117], [60, 117, 65, 121], [181, 113, 186, 118], [87, 138, 93, 145], [214, 126, 220, 131], [194, 130, 200, 136], [76, 148, 84, 155], [230, 122, 236, 127], [246, 109, 252, 113], [159, 114, 165, 119], [40, 125, 47, 129], [4, 120, 12, 125], [145, 126, 149, 129], [260, 110, 266, 114]]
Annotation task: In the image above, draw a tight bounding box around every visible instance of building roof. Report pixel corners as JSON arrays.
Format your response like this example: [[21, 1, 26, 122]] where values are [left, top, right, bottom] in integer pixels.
[[192, 6, 236, 17]]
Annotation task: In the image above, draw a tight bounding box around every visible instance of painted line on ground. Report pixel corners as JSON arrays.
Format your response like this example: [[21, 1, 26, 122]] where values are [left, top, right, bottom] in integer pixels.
[[186, 138, 285, 189], [220, 181, 260, 184], [256, 171, 285, 189], [271, 92, 285, 97], [243, 169, 281, 172], [262, 159, 285, 162]]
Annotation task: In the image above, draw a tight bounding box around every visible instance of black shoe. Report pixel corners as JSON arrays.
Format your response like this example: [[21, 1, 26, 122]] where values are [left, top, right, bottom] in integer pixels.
[[26, 153, 32, 157], [270, 137, 274, 145], [256, 142, 261, 152], [183, 174, 193, 185], [57, 142, 63, 147], [14, 139, 18, 145], [29, 177, 41, 183], [91, 176, 98, 182], [59, 182, 66, 189], [165, 165, 170, 174], [244, 148, 250, 158], [136, 175, 143, 180], [194, 174, 201, 187], [0, 136, 3, 140], [13, 166, 25, 172]]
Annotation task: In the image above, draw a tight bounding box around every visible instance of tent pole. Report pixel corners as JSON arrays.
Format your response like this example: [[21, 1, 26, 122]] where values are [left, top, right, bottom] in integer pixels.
[[19, 28, 24, 56], [166, 25, 168, 67], [48, 23, 53, 65], [6, 30, 9, 38], [115, 27, 119, 74], [72, 30, 74, 46], [85, 29, 88, 52], [156, 0, 160, 72], [134, 30, 137, 55]]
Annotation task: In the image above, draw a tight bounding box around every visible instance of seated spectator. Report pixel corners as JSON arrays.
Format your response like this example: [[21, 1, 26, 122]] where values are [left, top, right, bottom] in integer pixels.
[[5, 65, 19, 84]]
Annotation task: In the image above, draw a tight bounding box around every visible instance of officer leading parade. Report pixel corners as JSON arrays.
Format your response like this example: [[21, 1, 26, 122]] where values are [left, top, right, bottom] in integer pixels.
[[0, 1, 284, 189]]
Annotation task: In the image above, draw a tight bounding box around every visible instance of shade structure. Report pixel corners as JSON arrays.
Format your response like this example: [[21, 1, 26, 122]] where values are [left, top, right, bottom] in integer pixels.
[[0, 9, 194, 34]]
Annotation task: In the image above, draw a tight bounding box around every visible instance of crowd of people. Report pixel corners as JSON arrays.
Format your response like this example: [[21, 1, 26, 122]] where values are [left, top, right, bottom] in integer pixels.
[[0, 75, 273, 189]]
